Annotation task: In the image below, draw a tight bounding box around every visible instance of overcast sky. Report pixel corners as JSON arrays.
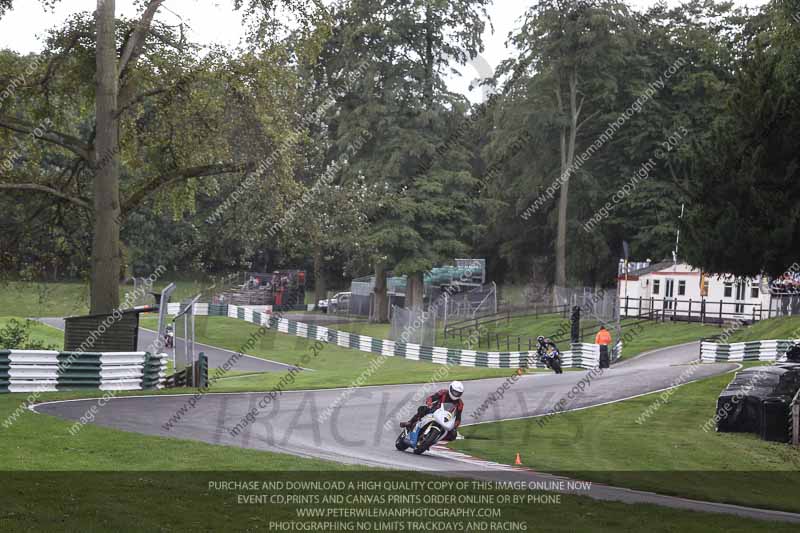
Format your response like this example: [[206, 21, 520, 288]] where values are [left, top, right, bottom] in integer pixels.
[[0, 0, 768, 101]]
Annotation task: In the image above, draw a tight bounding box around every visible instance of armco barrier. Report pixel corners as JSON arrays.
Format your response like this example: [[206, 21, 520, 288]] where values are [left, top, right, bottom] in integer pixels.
[[213, 304, 601, 370], [700, 340, 794, 363], [0, 349, 9, 393], [0, 350, 167, 393]]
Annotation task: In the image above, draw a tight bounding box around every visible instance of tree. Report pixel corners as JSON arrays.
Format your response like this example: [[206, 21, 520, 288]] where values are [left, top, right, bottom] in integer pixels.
[[92, 0, 124, 313], [0, 0, 319, 312], [683, 1, 800, 276], [507, 0, 633, 289], [573, 0, 738, 281], [320, 0, 490, 316]]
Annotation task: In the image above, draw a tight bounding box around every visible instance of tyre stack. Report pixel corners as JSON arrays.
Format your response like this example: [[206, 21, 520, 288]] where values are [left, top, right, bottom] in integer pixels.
[[716, 364, 800, 442]]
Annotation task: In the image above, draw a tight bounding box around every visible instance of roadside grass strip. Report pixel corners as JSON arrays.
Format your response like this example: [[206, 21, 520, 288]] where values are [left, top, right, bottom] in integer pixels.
[[454, 370, 800, 514], [700, 340, 794, 362]]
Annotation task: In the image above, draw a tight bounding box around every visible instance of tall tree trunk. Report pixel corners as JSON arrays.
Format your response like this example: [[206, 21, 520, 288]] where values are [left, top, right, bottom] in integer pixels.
[[406, 271, 424, 311], [91, 0, 121, 314], [371, 262, 388, 323], [555, 70, 579, 290], [313, 246, 326, 305], [423, 4, 435, 109]]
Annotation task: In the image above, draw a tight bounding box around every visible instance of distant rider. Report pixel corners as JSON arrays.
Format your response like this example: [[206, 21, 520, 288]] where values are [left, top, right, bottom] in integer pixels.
[[536, 335, 557, 356], [536, 335, 563, 373], [400, 381, 464, 440], [164, 324, 175, 349]]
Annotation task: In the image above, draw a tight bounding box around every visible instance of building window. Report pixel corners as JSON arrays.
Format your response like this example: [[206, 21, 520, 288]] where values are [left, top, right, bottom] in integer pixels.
[[653, 279, 660, 295], [678, 280, 686, 296], [703, 280, 709, 296], [751, 286, 760, 299], [724, 282, 733, 298]]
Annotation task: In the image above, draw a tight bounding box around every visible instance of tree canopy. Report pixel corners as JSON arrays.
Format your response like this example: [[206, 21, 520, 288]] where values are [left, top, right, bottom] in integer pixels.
[[1, 0, 797, 311]]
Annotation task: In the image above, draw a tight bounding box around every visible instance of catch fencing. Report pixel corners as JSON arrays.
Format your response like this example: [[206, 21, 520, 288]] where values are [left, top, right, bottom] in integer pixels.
[[0, 350, 167, 393], [217, 304, 603, 370], [390, 306, 437, 345]]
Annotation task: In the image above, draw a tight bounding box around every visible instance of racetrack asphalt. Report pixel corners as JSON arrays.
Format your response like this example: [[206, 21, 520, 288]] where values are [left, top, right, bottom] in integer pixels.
[[31, 340, 800, 523], [35, 317, 295, 373]]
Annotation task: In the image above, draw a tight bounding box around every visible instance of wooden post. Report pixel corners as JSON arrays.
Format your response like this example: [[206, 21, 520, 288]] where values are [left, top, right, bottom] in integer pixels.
[[638, 297, 642, 317], [688, 299, 692, 322], [719, 300, 723, 325]]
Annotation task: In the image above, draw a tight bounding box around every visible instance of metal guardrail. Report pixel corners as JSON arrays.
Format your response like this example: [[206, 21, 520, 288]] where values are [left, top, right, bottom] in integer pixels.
[[165, 352, 208, 389]]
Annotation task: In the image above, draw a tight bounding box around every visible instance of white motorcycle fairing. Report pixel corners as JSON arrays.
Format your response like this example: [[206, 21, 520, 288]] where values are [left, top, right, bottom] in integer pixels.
[[396, 404, 457, 455]]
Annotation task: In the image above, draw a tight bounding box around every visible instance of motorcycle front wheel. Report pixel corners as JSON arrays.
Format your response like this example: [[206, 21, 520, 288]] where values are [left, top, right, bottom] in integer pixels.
[[395, 432, 409, 451], [413, 427, 440, 455]]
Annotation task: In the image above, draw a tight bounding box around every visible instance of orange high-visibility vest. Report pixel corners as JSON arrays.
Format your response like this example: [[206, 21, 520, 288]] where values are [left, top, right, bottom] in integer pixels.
[[595, 329, 612, 345]]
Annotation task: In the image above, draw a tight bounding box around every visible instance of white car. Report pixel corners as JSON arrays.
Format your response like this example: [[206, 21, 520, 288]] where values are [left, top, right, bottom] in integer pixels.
[[317, 292, 351, 313]]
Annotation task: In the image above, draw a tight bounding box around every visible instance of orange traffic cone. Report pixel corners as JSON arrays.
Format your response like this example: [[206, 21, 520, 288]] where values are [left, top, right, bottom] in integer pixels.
[[514, 453, 522, 465]]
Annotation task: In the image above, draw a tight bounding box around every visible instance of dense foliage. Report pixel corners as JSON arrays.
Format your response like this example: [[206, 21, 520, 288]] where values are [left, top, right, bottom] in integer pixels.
[[0, 0, 798, 296]]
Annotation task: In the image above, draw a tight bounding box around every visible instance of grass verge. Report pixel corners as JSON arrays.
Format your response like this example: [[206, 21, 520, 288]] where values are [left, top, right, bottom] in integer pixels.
[[335, 317, 719, 360], [726, 315, 800, 343], [0, 279, 226, 317], [2, 467, 793, 532], [0, 317, 65, 349], [0, 314, 796, 530], [140, 316, 516, 391], [453, 369, 800, 513]]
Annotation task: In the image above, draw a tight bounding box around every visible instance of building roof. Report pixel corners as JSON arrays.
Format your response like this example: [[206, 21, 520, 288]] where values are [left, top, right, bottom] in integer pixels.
[[627, 260, 675, 277]]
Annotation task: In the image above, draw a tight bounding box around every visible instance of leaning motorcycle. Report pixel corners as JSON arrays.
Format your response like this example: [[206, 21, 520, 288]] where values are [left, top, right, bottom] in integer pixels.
[[395, 404, 457, 455], [540, 347, 563, 374], [164, 326, 175, 349]]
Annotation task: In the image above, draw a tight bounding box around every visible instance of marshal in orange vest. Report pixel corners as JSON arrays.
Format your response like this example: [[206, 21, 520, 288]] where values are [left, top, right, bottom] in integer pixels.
[[595, 327, 612, 345]]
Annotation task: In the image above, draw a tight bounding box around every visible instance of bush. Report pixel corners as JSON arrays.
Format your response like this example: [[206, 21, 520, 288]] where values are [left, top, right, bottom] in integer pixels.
[[0, 319, 59, 350]]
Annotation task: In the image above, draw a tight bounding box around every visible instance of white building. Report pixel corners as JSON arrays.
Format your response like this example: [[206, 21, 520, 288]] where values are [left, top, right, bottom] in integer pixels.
[[616, 260, 787, 323]]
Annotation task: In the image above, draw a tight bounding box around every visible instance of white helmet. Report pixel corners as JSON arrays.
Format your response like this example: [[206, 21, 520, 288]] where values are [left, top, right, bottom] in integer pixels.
[[448, 381, 464, 400]]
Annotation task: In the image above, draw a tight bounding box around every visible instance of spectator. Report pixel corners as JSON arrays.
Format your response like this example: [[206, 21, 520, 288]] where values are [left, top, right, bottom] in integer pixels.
[[595, 325, 612, 345]]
